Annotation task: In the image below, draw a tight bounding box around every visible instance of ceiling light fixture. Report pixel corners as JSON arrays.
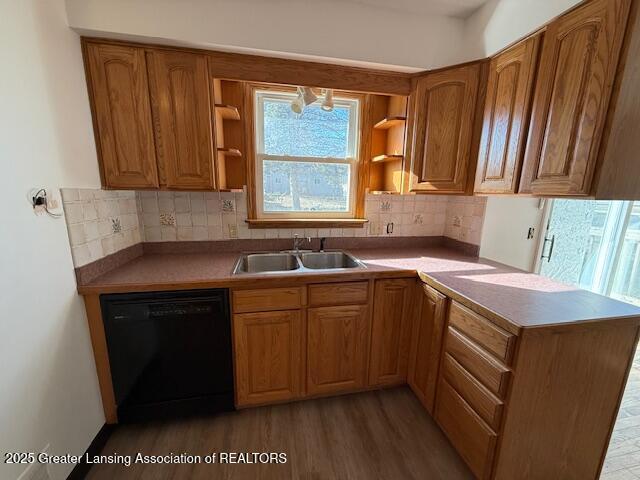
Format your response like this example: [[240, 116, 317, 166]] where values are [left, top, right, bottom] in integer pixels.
[[291, 87, 304, 114], [321, 89, 334, 112], [301, 86, 318, 106]]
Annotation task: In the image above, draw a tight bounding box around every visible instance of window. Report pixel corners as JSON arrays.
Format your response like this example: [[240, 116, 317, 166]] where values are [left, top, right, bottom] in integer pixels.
[[254, 90, 360, 219], [539, 200, 640, 306]]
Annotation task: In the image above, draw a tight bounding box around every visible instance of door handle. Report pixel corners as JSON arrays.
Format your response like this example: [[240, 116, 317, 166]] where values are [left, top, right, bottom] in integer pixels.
[[541, 235, 556, 262]]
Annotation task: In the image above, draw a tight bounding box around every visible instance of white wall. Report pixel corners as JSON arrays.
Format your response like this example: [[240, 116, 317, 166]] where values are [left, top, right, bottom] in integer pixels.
[[479, 197, 546, 271], [463, 0, 582, 58], [0, 1, 104, 479], [65, 0, 467, 72], [65, 0, 588, 72]]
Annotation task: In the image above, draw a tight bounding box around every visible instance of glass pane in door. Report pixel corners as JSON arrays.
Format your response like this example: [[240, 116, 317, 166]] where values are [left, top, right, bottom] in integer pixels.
[[539, 199, 601, 288], [538, 199, 637, 297], [610, 203, 640, 306]]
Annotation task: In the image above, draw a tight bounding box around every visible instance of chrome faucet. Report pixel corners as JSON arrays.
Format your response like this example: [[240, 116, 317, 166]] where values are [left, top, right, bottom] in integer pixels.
[[293, 234, 311, 253]]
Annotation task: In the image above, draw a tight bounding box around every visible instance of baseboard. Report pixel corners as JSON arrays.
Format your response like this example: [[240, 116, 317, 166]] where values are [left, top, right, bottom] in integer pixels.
[[66, 424, 115, 480]]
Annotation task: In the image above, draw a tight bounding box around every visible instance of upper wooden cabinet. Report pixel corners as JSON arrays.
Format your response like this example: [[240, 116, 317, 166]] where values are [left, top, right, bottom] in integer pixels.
[[410, 63, 483, 194], [147, 50, 216, 190], [83, 41, 218, 191], [84, 43, 159, 189], [594, 0, 640, 200], [519, 0, 632, 196], [369, 279, 415, 386], [475, 36, 541, 194], [408, 284, 448, 415]]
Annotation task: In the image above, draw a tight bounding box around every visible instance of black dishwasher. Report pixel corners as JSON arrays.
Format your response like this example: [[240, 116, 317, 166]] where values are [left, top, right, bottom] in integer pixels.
[[101, 289, 234, 422]]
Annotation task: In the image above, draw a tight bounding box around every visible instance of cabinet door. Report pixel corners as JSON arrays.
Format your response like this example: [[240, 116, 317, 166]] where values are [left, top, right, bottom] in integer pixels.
[[520, 0, 631, 196], [233, 310, 303, 406], [85, 43, 158, 189], [147, 50, 215, 190], [408, 284, 448, 414], [369, 279, 415, 385], [307, 305, 370, 396], [475, 36, 540, 194], [410, 64, 481, 194]]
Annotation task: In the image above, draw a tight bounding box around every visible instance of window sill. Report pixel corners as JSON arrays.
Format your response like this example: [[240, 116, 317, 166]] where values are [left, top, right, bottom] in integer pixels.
[[246, 218, 368, 229]]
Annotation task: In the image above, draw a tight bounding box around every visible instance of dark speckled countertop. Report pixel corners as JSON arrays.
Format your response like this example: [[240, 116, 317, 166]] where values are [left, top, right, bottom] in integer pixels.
[[78, 247, 640, 332]]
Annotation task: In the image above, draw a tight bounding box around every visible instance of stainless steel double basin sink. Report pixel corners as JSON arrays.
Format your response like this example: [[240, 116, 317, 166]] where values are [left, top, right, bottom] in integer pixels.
[[232, 251, 365, 275]]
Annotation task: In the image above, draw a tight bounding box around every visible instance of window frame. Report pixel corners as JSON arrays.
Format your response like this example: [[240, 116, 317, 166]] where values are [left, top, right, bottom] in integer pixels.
[[249, 85, 366, 222]]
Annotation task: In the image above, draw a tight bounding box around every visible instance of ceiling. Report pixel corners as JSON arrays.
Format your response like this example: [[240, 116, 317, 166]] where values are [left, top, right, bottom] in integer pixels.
[[344, 0, 491, 18]]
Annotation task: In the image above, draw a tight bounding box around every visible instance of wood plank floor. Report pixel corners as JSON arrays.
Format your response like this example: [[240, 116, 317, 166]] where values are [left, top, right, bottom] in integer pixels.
[[87, 387, 472, 480], [602, 347, 640, 480]]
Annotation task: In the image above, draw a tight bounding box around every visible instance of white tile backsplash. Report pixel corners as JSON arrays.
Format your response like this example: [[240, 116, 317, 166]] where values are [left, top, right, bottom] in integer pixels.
[[61, 188, 488, 268], [445, 196, 487, 246], [62, 188, 142, 268], [133, 192, 479, 243]]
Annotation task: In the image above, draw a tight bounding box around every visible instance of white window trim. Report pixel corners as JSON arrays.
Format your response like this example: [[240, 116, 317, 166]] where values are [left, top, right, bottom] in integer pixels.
[[254, 90, 360, 219]]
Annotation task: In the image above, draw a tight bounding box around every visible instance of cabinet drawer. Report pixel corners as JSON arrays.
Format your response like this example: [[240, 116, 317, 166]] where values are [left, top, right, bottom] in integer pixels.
[[449, 301, 516, 364], [233, 287, 304, 313], [309, 282, 369, 307], [445, 327, 511, 398], [435, 379, 498, 480], [442, 353, 504, 431]]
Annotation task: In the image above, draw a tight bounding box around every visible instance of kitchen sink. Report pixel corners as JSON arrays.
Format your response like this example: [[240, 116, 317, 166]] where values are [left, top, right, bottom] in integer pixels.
[[299, 251, 363, 270], [232, 253, 301, 274], [232, 250, 365, 275]]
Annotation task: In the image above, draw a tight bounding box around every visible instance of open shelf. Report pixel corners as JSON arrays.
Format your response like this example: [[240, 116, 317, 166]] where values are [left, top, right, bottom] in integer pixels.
[[368, 96, 408, 194], [217, 147, 242, 157], [372, 154, 403, 163], [374, 116, 406, 130], [215, 104, 241, 121]]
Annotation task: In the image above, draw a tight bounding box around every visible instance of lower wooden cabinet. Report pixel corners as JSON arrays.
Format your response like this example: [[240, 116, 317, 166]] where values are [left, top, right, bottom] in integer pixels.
[[233, 310, 303, 406], [369, 279, 415, 386], [408, 283, 448, 414], [435, 379, 498, 480], [307, 305, 370, 396], [230, 279, 639, 480], [441, 353, 504, 432], [233, 279, 419, 404]]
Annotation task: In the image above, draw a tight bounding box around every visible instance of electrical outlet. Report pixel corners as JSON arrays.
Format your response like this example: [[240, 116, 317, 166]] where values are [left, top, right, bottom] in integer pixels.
[[47, 197, 59, 210], [30, 188, 63, 217], [228, 224, 238, 239], [386, 222, 394, 234]]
